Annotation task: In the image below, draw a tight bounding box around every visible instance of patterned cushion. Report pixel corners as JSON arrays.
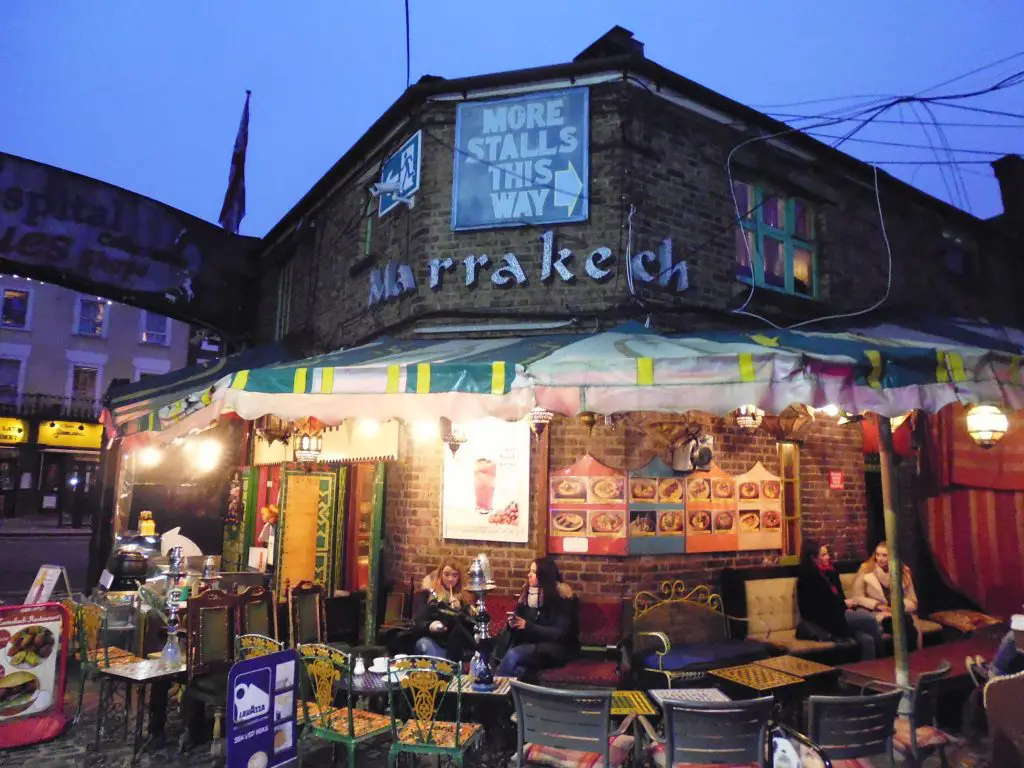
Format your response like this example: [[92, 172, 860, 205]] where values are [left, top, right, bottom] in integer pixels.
[[647, 741, 755, 768], [578, 600, 624, 647], [929, 610, 1001, 634], [892, 717, 953, 752], [523, 734, 633, 768], [304, 703, 390, 738], [642, 640, 768, 672], [397, 719, 480, 749], [535, 659, 620, 687]]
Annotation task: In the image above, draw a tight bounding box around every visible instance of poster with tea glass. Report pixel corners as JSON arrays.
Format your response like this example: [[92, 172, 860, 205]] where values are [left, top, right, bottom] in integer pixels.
[[627, 457, 686, 555], [442, 418, 530, 543], [684, 464, 739, 553], [549, 454, 627, 555], [735, 462, 783, 551]]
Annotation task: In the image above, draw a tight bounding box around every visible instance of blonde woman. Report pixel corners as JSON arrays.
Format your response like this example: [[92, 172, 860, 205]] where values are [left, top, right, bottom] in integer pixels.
[[412, 558, 476, 660], [851, 541, 921, 650]]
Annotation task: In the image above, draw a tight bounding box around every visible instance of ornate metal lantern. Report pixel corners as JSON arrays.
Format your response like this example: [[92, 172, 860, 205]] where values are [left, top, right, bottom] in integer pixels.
[[292, 417, 325, 462], [965, 404, 1009, 449]]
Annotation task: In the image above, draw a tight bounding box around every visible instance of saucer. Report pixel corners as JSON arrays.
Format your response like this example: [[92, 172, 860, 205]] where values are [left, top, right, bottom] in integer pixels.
[[367, 665, 389, 675]]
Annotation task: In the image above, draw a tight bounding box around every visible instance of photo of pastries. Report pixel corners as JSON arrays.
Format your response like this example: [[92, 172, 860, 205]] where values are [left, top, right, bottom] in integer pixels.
[[591, 477, 624, 501], [629, 478, 657, 501], [762, 509, 782, 529], [659, 510, 684, 533], [762, 480, 781, 500], [688, 510, 711, 532], [553, 478, 587, 501], [591, 512, 624, 534], [552, 511, 585, 533], [714, 511, 735, 531], [739, 511, 761, 532], [629, 511, 656, 536], [658, 478, 684, 503], [712, 480, 735, 499], [739, 482, 760, 500], [688, 478, 711, 501]]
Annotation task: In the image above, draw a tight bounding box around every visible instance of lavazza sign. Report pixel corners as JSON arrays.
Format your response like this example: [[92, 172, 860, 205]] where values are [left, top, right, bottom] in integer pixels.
[[367, 231, 688, 308]]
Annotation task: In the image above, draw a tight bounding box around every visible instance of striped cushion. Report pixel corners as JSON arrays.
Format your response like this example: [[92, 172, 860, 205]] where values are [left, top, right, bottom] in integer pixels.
[[646, 741, 753, 768], [893, 717, 952, 751], [397, 720, 480, 749], [524, 735, 633, 768]]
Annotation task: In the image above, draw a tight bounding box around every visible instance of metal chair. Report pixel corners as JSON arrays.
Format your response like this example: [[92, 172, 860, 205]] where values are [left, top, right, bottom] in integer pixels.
[[807, 689, 903, 767], [651, 696, 774, 767], [236, 584, 276, 639], [235, 633, 283, 660], [386, 654, 481, 767], [288, 579, 327, 647], [75, 602, 142, 725], [297, 644, 392, 767], [510, 681, 631, 768], [893, 662, 954, 767]]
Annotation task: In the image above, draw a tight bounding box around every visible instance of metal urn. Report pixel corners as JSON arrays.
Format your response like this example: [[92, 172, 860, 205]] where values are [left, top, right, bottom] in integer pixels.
[[465, 553, 497, 691]]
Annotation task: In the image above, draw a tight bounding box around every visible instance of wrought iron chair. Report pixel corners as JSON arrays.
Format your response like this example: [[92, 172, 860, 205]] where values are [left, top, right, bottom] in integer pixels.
[[646, 696, 775, 767], [236, 633, 283, 660], [288, 580, 327, 647], [386, 654, 481, 767], [510, 681, 633, 768], [75, 602, 143, 724], [297, 643, 392, 766], [807, 689, 903, 768], [237, 584, 276, 640], [892, 662, 955, 767]]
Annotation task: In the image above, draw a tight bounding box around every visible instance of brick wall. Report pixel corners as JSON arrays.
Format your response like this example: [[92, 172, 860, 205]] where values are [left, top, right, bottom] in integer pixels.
[[383, 411, 867, 599]]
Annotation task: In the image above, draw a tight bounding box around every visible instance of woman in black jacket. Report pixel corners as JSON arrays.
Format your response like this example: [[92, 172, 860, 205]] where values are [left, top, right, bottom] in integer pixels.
[[410, 558, 477, 661], [796, 539, 882, 660], [494, 557, 579, 679]]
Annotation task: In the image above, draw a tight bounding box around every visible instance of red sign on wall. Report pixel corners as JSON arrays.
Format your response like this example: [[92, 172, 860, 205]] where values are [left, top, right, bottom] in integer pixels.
[[828, 471, 845, 491]]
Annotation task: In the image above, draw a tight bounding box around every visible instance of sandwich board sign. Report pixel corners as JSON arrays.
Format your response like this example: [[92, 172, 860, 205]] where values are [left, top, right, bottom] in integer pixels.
[[227, 648, 298, 768], [24, 565, 73, 606]]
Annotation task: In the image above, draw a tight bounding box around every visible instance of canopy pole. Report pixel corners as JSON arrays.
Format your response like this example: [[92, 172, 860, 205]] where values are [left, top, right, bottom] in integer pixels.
[[877, 413, 911, 708]]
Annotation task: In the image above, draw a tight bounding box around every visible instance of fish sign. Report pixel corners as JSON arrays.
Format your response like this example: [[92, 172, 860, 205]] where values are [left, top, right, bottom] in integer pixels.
[[452, 88, 589, 231]]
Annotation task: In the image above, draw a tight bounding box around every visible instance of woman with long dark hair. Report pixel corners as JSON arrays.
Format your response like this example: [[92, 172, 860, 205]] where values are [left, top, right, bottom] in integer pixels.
[[493, 557, 579, 679], [797, 539, 882, 660]]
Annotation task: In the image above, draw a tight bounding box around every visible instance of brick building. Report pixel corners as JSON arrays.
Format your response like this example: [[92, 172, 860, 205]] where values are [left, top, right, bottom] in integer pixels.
[[239, 28, 1021, 602]]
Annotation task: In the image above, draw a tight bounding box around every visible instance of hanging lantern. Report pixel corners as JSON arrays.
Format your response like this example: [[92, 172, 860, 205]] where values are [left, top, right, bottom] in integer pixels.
[[528, 407, 554, 440], [292, 417, 325, 462], [439, 416, 467, 456], [965, 404, 1009, 449], [579, 412, 597, 433], [255, 414, 292, 445], [733, 405, 765, 431]]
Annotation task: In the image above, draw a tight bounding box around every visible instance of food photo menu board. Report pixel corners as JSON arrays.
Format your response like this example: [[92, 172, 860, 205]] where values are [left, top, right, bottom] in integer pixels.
[[548, 454, 627, 555], [735, 462, 783, 551], [684, 464, 739, 553], [627, 457, 686, 555]]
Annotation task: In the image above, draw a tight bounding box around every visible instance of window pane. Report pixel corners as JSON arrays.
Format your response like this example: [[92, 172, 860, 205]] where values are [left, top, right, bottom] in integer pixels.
[[793, 248, 814, 296], [77, 300, 106, 336], [762, 193, 785, 229], [735, 228, 755, 280], [762, 237, 785, 288], [72, 366, 98, 400], [1, 290, 29, 328], [732, 181, 752, 219], [794, 199, 814, 239], [0, 360, 19, 405], [141, 312, 168, 344]]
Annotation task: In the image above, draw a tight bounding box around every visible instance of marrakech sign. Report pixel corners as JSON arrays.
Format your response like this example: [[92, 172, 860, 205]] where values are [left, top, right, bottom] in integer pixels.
[[0, 152, 256, 335], [368, 230, 688, 308]]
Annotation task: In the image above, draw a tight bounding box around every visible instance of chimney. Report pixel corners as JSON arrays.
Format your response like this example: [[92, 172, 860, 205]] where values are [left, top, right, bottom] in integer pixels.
[[992, 154, 1024, 222], [574, 26, 645, 62]]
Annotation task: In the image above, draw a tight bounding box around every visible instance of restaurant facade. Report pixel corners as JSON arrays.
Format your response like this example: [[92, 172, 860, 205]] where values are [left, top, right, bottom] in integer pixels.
[[98, 27, 1024, 635]]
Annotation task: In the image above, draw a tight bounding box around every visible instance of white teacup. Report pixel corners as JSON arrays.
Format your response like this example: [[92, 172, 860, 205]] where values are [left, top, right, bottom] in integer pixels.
[[372, 656, 389, 670]]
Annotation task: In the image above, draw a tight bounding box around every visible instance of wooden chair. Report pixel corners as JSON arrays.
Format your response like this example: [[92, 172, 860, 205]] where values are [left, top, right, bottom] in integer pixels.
[[237, 584, 276, 639], [984, 668, 1024, 767], [647, 697, 774, 767], [181, 588, 238, 756], [807, 689, 903, 767], [75, 602, 143, 724], [236, 633, 283, 660], [288, 580, 327, 647], [386, 655, 481, 767], [510, 681, 632, 768], [297, 643, 392, 766], [893, 662, 954, 767]]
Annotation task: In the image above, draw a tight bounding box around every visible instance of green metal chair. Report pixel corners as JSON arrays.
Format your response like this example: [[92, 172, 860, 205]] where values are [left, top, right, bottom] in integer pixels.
[[385, 654, 481, 767], [297, 643, 392, 766], [75, 601, 142, 725], [236, 633, 283, 660]]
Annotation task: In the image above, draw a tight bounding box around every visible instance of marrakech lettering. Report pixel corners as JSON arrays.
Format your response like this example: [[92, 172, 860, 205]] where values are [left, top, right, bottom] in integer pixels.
[[368, 231, 687, 307], [0, 153, 201, 300]]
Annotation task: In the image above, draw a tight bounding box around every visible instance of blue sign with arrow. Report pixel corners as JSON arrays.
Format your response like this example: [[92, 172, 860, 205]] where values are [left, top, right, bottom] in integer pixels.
[[378, 130, 423, 217], [451, 88, 589, 231]]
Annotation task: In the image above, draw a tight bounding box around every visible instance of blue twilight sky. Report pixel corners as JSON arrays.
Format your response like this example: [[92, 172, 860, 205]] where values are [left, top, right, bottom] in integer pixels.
[[2, 2, 1022, 237]]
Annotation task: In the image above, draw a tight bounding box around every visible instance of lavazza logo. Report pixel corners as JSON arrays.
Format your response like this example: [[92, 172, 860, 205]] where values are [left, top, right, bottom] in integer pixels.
[[233, 670, 270, 724]]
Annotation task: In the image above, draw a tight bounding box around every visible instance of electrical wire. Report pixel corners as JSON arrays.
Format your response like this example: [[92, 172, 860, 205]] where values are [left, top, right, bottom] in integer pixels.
[[802, 132, 1011, 155], [404, 0, 411, 90], [769, 112, 1024, 128]]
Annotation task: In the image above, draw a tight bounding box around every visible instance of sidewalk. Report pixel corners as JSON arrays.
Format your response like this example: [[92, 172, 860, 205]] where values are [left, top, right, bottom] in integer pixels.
[[0, 515, 92, 536]]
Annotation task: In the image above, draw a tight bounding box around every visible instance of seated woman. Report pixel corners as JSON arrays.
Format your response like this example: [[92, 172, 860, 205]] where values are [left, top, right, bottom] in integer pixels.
[[851, 540, 920, 650], [412, 558, 476, 661], [797, 539, 883, 660], [493, 557, 578, 679]]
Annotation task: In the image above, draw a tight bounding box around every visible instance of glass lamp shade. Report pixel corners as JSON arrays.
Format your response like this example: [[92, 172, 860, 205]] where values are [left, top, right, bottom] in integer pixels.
[[965, 404, 1009, 449], [734, 405, 765, 430]]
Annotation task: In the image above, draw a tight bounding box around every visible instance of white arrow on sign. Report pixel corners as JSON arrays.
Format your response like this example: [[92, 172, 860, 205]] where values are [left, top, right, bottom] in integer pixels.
[[553, 161, 583, 216]]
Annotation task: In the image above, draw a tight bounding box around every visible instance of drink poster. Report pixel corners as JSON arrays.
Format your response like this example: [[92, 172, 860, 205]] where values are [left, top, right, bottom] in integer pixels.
[[684, 464, 739, 553], [227, 648, 299, 768], [0, 602, 70, 749], [441, 418, 530, 543], [627, 457, 686, 555], [735, 462, 783, 551], [549, 454, 627, 555]]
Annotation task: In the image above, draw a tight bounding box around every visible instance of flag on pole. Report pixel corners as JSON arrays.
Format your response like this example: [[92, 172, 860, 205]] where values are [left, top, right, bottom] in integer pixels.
[[219, 90, 250, 234]]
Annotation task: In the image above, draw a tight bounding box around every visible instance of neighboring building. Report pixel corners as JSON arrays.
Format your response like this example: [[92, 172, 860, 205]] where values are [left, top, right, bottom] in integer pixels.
[[0, 274, 189, 523]]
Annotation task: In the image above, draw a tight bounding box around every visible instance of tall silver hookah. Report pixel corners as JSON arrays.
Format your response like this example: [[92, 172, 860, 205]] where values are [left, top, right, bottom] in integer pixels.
[[160, 546, 185, 666], [465, 553, 497, 691]]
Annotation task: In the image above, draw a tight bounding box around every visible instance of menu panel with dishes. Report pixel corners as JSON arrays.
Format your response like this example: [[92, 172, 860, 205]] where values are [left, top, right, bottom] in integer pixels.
[[548, 454, 627, 556], [735, 461, 784, 551], [684, 464, 739, 553], [627, 457, 686, 555]]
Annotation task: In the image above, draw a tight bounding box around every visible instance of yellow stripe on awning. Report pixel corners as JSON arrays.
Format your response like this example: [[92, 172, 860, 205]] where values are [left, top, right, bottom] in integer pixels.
[[293, 368, 308, 394], [937, 351, 966, 383], [738, 353, 755, 383], [637, 357, 654, 385], [320, 367, 334, 394], [231, 370, 249, 390], [865, 350, 882, 389], [491, 361, 506, 394], [1012, 355, 1022, 385], [416, 363, 431, 394], [386, 365, 400, 394]]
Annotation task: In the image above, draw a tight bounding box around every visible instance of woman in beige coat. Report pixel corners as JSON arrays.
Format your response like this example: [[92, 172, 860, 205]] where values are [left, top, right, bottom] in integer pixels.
[[851, 541, 922, 650]]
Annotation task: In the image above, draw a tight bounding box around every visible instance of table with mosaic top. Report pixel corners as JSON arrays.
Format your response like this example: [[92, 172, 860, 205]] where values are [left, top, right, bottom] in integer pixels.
[[754, 655, 835, 679], [648, 687, 733, 706], [709, 662, 804, 692]]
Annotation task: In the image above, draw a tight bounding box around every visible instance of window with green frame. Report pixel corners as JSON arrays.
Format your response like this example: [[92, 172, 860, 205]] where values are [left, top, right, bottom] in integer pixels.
[[733, 181, 817, 298]]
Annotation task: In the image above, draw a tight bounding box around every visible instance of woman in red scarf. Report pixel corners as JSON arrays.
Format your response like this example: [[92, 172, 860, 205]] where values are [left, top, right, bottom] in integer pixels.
[[797, 539, 883, 659]]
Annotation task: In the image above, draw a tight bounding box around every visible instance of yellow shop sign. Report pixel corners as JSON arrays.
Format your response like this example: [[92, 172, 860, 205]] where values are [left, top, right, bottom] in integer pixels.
[[37, 421, 103, 450], [0, 418, 28, 444]]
